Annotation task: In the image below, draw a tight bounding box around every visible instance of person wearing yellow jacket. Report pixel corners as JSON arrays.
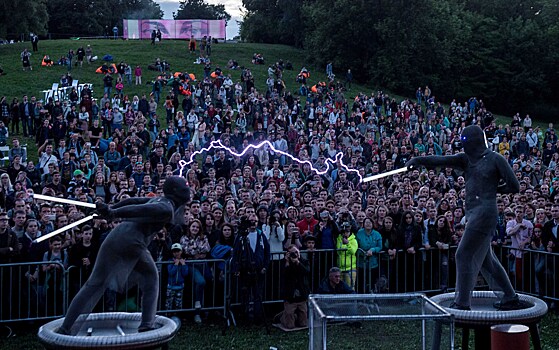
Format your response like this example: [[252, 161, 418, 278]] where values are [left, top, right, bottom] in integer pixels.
[[336, 222, 358, 290]]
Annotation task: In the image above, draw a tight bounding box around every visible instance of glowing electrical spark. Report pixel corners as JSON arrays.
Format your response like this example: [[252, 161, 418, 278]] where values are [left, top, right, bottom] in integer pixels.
[[178, 140, 364, 182]]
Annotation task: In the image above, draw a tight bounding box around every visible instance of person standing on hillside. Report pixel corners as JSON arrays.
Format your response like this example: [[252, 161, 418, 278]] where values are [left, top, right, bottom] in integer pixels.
[[21, 49, 32, 71], [345, 69, 352, 90], [189, 35, 196, 54], [326, 62, 333, 79], [31, 34, 39, 52], [85, 45, 93, 64], [206, 36, 212, 56]]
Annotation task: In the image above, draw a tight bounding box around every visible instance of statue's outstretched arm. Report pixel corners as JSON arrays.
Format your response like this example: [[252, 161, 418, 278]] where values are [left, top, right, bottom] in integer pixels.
[[97, 198, 173, 224], [111, 197, 151, 209], [112, 201, 173, 223], [407, 153, 467, 171]]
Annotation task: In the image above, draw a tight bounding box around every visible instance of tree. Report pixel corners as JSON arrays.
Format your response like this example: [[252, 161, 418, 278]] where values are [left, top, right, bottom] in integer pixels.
[[174, 0, 231, 24], [46, 0, 163, 38], [0, 0, 49, 39], [240, 0, 305, 47]]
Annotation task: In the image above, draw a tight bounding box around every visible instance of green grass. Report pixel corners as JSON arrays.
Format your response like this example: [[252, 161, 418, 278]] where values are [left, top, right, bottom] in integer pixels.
[[1, 312, 558, 349], [0, 40, 313, 99]]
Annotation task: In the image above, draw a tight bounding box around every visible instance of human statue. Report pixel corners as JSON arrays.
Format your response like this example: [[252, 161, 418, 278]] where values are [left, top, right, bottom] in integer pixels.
[[406, 125, 528, 310], [58, 176, 190, 335]]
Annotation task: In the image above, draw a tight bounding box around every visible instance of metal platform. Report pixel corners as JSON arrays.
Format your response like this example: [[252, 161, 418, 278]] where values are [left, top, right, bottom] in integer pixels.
[[430, 292, 548, 350], [38, 313, 179, 350]]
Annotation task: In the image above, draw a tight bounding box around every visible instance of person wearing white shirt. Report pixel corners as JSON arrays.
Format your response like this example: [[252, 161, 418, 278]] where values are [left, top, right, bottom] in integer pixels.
[[37, 142, 59, 175], [506, 206, 533, 289], [272, 134, 289, 167], [526, 129, 538, 149]]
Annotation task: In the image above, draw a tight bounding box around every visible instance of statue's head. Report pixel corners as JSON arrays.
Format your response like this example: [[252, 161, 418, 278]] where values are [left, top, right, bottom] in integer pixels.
[[460, 125, 487, 158], [163, 176, 190, 206]]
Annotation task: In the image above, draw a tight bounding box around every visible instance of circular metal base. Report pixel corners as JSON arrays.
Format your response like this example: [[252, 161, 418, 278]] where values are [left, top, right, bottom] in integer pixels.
[[430, 292, 548, 326], [38, 313, 179, 349]]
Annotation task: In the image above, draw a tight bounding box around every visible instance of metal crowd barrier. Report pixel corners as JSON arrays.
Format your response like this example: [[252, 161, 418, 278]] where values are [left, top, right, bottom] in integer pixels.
[[1, 247, 557, 324], [0, 261, 66, 323], [0, 259, 227, 324]]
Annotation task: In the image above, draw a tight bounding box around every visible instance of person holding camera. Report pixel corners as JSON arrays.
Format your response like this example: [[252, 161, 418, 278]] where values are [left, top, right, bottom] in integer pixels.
[[263, 210, 285, 255], [278, 245, 310, 329], [231, 213, 270, 324]]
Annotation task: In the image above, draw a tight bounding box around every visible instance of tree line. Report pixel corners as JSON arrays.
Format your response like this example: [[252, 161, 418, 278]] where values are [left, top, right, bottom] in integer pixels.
[[241, 0, 559, 121], [0, 0, 163, 39], [0, 0, 230, 40]]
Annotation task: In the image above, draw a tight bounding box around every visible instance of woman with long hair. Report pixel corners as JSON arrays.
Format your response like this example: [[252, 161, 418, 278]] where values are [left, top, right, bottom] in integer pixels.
[[0, 173, 13, 195], [107, 172, 119, 200], [168, 152, 182, 172], [143, 161, 153, 177], [355, 217, 383, 293], [426, 216, 452, 292], [185, 169, 200, 192], [202, 213, 221, 248], [179, 219, 210, 323], [374, 205, 389, 231], [223, 200, 237, 225], [92, 172, 110, 203], [395, 211, 423, 292]]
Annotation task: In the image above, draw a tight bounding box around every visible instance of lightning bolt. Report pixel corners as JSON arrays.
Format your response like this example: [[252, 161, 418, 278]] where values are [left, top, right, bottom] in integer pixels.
[[178, 140, 364, 183]]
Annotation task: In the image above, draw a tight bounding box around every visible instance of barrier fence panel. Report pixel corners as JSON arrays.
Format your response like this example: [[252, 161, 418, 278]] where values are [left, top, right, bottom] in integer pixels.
[[0, 247, 557, 325], [0, 262, 66, 323]]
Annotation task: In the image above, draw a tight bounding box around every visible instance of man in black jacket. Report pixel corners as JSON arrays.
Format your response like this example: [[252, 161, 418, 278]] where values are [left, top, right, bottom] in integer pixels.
[[279, 245, 310, 329]]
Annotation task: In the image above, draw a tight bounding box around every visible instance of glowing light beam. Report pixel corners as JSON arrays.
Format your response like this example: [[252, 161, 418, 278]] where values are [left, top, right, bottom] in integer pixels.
[[178, 140, 364, 183], [34, 194, 97, 208], [35, 215, 97, 243], [361, 167, 409, 183]]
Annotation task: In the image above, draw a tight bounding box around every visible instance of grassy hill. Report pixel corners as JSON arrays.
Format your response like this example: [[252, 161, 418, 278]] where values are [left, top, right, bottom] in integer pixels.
[[0, 40, 314, 100]]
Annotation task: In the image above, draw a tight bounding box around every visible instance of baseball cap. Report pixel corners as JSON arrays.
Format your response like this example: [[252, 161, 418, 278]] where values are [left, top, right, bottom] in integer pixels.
[[320, 211, 329, 218], [73, 170, 84, 177], [171, 243, 182, 251]]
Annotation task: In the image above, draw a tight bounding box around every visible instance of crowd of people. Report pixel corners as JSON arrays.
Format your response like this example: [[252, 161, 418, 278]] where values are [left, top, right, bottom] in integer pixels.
[[0, 48, 559, 328]]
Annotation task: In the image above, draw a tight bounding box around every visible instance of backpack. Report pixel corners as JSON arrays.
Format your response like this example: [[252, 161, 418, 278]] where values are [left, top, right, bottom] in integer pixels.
[[211, 244, 232, 272]]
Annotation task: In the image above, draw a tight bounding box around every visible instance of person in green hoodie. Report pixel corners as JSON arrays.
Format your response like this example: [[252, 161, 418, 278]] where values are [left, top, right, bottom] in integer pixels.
[[336, 221, 358, 290]]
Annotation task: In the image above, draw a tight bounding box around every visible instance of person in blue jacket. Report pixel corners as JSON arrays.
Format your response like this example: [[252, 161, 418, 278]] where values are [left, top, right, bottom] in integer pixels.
[[355, 217, 383, 293], [166, 243, 189, 311]]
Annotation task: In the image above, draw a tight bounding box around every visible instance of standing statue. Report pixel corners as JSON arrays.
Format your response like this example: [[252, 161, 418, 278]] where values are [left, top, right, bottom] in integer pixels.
[[407, 125, 528, 310], [58, 176, 190, 335]]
